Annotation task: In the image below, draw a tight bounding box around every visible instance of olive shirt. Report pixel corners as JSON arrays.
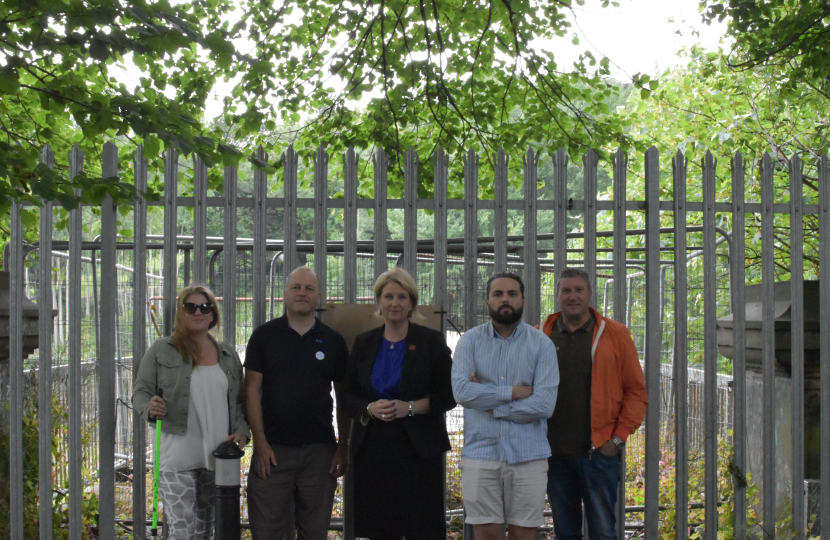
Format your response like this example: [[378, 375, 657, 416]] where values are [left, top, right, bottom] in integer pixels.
[[132, 336, 250, 439], [547, 316, 594, 457]]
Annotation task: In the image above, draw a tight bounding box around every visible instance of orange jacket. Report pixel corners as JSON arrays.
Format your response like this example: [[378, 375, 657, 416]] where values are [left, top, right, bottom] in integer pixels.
[[540, 308, 648, 449]]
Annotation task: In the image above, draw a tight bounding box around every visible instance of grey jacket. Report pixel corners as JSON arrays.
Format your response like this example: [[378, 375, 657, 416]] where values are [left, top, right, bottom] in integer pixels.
[[132, 336, 250, 439]]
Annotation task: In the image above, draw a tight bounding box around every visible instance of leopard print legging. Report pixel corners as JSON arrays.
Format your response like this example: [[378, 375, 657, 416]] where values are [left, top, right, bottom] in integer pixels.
[[159, 469, 216, 539]]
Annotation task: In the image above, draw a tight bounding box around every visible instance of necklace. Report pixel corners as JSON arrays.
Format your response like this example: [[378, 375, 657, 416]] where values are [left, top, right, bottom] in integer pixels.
[[384, 337, 405, 350]]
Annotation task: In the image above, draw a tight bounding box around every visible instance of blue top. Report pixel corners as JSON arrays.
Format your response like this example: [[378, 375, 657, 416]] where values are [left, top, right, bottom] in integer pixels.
[[451, 321, 559, 464], [371, 337, 406, 399]]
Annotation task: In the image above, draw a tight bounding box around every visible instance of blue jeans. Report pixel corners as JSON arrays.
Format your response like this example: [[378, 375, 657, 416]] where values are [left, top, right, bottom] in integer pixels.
[[546, 452, 620, 540]]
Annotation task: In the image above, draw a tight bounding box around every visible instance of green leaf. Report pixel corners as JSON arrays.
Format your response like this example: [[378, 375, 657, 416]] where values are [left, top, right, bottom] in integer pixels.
[[0, 66, 20, 94], [89, 38, 110, 62], [143, 135, 161, 158]]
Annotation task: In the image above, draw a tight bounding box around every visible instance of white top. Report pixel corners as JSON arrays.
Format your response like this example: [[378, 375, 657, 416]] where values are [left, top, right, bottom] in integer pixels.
[[158, 363, 230, 472]]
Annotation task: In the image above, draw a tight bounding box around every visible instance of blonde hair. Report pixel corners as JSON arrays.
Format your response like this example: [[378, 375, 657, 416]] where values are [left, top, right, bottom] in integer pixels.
[[170, 284, 220, 364], [373, 267, 418, 318]]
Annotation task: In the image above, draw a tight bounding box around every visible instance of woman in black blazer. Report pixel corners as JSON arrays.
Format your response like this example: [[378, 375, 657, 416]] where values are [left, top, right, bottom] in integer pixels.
[[342, 267, 455, 540]]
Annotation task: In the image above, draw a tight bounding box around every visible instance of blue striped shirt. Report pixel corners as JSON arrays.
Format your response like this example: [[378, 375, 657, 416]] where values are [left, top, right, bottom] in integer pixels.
[[451, 321, 559, 464]]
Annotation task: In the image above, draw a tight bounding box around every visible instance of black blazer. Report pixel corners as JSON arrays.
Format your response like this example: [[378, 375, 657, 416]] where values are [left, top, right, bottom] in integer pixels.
[[342, 322, 455, 459]]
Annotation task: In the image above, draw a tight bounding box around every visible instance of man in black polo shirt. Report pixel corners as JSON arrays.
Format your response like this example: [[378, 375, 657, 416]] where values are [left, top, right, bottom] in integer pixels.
[[245, 266, 350, 539]]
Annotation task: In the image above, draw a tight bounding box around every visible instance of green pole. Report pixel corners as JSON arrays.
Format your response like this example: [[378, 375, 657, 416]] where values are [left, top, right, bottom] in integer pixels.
[[151, 389, 163, 538]]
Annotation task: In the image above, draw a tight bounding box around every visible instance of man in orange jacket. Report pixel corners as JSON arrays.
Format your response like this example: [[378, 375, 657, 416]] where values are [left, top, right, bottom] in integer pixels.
[[540, 268, 648, 540]]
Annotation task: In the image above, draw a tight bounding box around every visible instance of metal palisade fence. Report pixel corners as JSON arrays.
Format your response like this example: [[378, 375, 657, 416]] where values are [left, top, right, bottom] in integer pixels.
[[4, 142, 830, 539]]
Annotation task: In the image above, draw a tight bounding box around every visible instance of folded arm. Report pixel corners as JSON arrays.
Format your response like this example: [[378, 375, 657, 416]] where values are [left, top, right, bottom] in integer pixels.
[[493, 340, 559, 423], [451, 336, 513, 411]]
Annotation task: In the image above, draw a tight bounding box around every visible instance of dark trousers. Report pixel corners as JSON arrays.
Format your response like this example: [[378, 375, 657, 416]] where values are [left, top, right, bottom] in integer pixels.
[[546, 452, 620, 540], [246, 442, 336, 540]]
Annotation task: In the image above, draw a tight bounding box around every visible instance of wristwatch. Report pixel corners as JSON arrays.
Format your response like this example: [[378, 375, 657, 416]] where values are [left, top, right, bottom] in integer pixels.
[[611, 435, 625, 449], [408, 400, 415, 416]]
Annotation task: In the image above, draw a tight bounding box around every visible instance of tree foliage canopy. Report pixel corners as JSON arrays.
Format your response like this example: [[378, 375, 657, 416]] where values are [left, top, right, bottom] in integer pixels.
[[0, 0, 640, 222], [703, 0, 830, 86]]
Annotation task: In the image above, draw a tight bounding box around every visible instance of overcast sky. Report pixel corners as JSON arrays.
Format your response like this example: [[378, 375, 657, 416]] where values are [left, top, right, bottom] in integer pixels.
[[553, 0, 727, 80]]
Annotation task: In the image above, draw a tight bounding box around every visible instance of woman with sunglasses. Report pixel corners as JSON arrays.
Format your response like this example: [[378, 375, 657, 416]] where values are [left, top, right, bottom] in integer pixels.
[[133, 284, 249, 540]]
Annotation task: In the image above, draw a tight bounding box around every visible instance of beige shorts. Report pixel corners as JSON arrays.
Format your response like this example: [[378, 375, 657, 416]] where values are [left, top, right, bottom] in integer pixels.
[[460, 457, 549, 527]]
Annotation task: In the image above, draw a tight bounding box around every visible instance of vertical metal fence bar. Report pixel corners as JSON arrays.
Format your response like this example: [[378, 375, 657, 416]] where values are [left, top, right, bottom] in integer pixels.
[[343, 148, 358, 304], [702, 151, 718, 534], [283, 150, 297, 538], [818, 154, 830, 538], [223, 165, 238, 347], [553, 148, 568, 312], [9, 198, 24, 540], [163, 149, 179, 335], [463, 149, 479, 331], [192, 156, 208, 284], [672, 151, 689, 535], [314, 147, 329, 302], [342, 147, 359, 540], [132, 145, 149, 540], [433, 148, 449, 310], [789, 155, 805, 539], [583, 149, 598, 308], [462, 146, 478, 540], [494, 148, 508, 274], [38, 145, 55, 540], [68, 145, 84, 540], [403, 147, 418, 278], [284, 145, 299, 277], [184, 249, 190, 286], [643, 146, 661, 537], [252, 147, 268, 328], [730, 151, 748, 537], [373, 148, 389, 279], [612, 148, 628, 537], [98, 142, 119, 540], [523, 149, 540, 325], [760, 152, 776, 534], [612, 149, 628, 318]]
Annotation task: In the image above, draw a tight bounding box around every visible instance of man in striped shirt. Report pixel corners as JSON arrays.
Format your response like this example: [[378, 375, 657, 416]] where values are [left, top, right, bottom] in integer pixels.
[[452, 272, 560, 540]]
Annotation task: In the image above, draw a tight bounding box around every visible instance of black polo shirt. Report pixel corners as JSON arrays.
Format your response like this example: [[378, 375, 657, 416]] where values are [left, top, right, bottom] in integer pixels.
[[547, 315, 594, 457], [245, 315, 348, 446]]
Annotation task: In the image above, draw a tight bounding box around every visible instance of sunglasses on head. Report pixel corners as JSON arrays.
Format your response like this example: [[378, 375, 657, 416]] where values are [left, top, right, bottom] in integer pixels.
[[182, 302, 213, 315]]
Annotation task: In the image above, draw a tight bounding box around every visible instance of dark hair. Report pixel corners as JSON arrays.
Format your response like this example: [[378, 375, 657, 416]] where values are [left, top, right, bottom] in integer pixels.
[[555, 268, 592, 295], [485, 272, 525, 298]]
